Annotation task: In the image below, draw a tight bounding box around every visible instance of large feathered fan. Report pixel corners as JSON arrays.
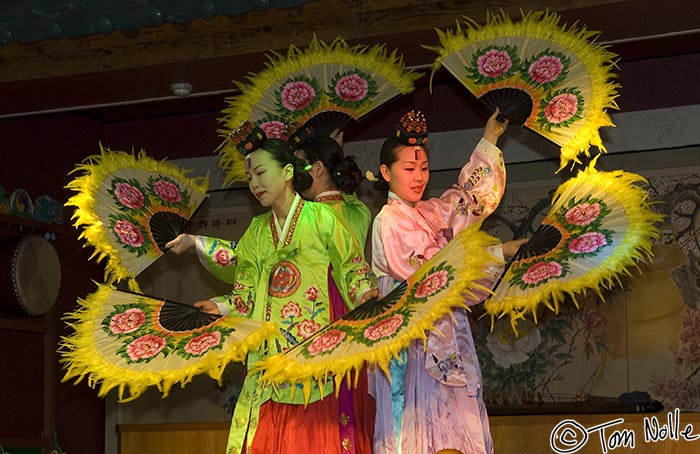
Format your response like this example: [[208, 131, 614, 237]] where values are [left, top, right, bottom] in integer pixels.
[[429, 10, 619, 171], [66, 145, 208, 290], [59, 284, 277, 401], [217, 36, 421, 183], [484, 158, 663, 331], [253, 225, 501, 402]]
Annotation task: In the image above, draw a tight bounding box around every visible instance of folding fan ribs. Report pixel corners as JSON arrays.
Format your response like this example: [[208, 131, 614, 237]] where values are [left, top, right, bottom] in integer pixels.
[[429, 10, 620, 170], [484, 159, 663, 331], [59, 284, 277, 401], [252, 225, 502, 402], [217, 36, 421, 183], [66, 145, 208, 288]]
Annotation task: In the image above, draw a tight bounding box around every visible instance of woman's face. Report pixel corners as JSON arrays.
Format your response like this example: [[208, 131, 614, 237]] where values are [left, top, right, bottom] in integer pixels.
[[381, 145, 429, 204], [245, 149, 293, 207]]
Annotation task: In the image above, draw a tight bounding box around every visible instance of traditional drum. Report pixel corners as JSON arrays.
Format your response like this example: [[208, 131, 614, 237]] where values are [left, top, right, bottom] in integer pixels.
[[0, 235, 61, 316]]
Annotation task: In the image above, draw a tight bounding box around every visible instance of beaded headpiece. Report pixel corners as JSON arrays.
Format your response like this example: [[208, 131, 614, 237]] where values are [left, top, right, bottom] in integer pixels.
[[395, 110, 428, 146], [229, 121, 266, 156]]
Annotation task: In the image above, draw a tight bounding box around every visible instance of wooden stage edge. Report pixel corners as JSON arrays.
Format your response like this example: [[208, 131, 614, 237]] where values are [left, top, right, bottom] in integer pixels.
[[118, 411, 700, 454]]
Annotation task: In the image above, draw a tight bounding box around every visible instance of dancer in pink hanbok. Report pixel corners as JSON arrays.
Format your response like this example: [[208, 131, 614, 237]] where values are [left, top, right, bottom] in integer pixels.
[[370, 108, 525, 454]]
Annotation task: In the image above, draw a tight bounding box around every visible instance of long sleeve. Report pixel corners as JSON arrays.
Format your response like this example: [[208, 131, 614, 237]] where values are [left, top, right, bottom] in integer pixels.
[[194, 235, 238, 284]]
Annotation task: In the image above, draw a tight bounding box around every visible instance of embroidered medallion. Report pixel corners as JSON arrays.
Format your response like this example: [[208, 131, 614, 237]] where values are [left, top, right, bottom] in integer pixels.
[[268, 261, 301, 297]]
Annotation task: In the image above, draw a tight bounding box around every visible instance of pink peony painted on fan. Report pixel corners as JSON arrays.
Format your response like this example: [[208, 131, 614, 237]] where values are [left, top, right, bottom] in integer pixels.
[[307, 329, 346, 356], [280, 81, 316, 111], [522, 261, 564, 285], [114, 182, 145, 209], [565, 202, 601, 226], [126, 334, 166, 361], [110, 308, 146, 334], [281, 301, 302, 319], [414, 270, 449, 298], [260, 120, 288, 140], [569, 232, 608, 254], [214, 248, 231, 266], [114, 220, 145, 248], [184, 331, 222, 356], [297, 319, 322, 339], [334, 73, 369, 102], [477, 49, 513, 79], [152, 179, 182, 203], [528, 55, 564, 84], [544, 93, 579, 124], [364, 314, 404, 341]]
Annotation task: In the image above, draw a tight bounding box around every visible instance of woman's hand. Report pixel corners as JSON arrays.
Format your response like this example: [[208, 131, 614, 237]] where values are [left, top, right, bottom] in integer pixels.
[[165, 233, 196, 255], [482, 107, 509, 146], [502, 238, 529, 261], [359, 288, 380, 304], [194, 300, 221, 315]]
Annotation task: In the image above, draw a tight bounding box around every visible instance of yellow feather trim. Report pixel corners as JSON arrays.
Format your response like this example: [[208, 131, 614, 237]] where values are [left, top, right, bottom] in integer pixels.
[[217, 36, 422, 183], [252, 226, 502, 403], [484, 157, 664, 332], [58, 283, 277, 402], [65, 144, 208, 286], [428, 9, 619, 171]]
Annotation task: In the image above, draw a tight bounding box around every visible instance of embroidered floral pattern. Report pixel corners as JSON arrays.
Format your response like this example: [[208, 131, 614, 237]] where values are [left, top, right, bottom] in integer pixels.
[[281, 301, 303, 319], [214, 248, 231, 266]]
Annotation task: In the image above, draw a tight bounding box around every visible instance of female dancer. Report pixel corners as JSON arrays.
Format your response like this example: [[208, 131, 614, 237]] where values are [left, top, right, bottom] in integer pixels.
[[194, 132, 378, 454], [370, 108, 524, 454]]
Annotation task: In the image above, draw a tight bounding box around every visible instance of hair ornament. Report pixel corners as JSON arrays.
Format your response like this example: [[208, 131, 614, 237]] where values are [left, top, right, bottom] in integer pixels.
[[365, 170, 379, 182], [229, 121, 268, 156], [395, 110, 428, 146]]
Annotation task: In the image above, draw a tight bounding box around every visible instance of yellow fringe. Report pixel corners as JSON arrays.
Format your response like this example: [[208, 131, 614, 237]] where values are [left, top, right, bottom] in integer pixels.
[[484, 158, 664, 332], [58, 283, 277, 402], [217, 36, 422, 183], [65, 144, 209, 286], [251, 226, 502, 403], [428, 9, 619, 171]]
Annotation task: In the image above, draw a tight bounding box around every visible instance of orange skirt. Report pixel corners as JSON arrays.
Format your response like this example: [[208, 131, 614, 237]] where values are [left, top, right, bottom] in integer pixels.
[[248, 373, 375, 454]]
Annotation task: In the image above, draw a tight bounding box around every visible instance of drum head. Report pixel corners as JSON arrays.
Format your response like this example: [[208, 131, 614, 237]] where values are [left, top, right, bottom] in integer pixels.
[[6, 236, 61, 316]]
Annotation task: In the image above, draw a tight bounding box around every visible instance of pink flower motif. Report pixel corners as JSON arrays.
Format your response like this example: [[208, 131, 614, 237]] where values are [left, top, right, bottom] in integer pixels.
[[281, 301, 302, 319], [477, 49, 512, 79], [565, 202, 602, 226], [232, 296, 249, 315], [349, 285, 358, 301], [184, 331, 221, 356], [528, 55, 564, 84], [522, 261, 563, 285], [114, 182, 145, 209], [414, 270, 449, 298], [109, 308, 146, 334], [260, 120, 288, 140], [586, 311, 607, 337], [334, 74, 369, 102], [364, 314, 404, 341], [676, 308, 700, 365], [544, 93, 579, 124], [152, 179, 182, 203], [233, 282, 246, 291], [114, 220, 145, 247], [569, 232, 608, 254], [214, 248, 231, 267], [297, 319, 321, 339], [126, 334, 166, 361], [307, 329, 345, 356], [280, 81, 316, 111], [305, 286, 319, 301], [351, 256, 362, 264]]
